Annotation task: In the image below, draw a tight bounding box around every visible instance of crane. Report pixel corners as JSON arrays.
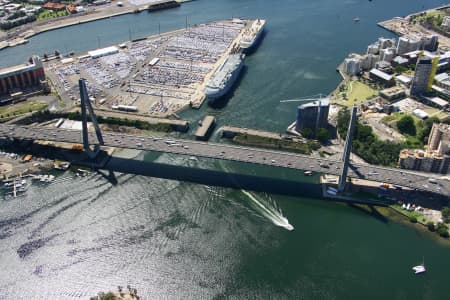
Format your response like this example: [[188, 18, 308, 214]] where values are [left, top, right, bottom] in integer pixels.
[[279, 94, 329, 103]]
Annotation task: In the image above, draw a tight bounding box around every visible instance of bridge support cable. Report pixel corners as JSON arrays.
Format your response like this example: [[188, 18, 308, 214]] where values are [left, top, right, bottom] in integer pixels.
[[338, 106, 357, 192], [79, 79, 104, 159]]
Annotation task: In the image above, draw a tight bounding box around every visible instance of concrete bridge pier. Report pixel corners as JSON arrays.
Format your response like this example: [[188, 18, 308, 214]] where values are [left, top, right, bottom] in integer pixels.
[[79, 79, 104, 159], [338, 106, 357, 192]]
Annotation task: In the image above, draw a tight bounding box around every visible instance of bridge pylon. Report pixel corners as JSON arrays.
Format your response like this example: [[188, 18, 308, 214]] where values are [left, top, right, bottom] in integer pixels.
[[79, 79, 104, 159], [338, 106, 357, 192]]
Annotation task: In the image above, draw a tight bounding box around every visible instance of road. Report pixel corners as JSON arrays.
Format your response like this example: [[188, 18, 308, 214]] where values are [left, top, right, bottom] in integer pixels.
[[0, 124, 449, 196]]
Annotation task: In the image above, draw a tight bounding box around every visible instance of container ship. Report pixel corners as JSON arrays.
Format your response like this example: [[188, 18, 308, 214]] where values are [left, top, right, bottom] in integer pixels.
[[205, 53, 244, 102], [239, 19, 266, 54]]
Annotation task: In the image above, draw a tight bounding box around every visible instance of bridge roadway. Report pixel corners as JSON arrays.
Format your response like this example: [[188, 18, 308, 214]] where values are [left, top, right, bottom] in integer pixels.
[[1, 124, 449, 196]]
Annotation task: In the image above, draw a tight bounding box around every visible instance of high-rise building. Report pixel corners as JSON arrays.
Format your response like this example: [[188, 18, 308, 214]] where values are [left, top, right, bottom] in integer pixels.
[[378, 37, 395, 49], [410, 56, 438, 96], [399, 123, 450, 174], [420, 35, 438, 52], [379, 48, 396, 62], [367, 43, 379, 55], [427, 123, 450, 155], [343, 56, 361, 75], [295, 98, 330, 136], [397, 36, 420, 55], [442, 16, 450, 31]]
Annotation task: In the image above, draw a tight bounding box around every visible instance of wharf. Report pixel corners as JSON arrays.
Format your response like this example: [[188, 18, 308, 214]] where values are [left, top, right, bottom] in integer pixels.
[[45, 18, 253, 118], [221, 126, 286, 140], [194, 115, 215, 140]]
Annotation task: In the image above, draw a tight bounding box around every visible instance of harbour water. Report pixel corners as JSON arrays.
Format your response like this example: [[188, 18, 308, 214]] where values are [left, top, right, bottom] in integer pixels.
[[1, 0, 450, 299]]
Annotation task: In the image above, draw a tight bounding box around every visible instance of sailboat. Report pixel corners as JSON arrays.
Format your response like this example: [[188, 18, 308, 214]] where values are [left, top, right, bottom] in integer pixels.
[[412, 257, 426, 274]]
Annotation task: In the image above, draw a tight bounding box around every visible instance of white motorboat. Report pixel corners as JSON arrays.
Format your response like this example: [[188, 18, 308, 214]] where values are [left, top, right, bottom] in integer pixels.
[[412, 258, 426, 274], [412, 265, 426, 274]]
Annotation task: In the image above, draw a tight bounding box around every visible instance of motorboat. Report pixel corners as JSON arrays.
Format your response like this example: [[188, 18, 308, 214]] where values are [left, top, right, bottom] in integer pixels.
[[412, 265, 426, 274], [412, 258, 426, 274]]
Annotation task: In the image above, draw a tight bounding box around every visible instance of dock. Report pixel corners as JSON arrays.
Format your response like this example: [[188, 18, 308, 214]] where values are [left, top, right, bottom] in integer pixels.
[[194, 115, 215, 140], [44, 18, 255, 119], [221, 126, 286, 140]]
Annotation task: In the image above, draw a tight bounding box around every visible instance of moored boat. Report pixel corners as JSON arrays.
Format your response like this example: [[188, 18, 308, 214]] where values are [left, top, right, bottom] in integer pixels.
[[240, 19, 266, 54], [205, 53, 244, 102]]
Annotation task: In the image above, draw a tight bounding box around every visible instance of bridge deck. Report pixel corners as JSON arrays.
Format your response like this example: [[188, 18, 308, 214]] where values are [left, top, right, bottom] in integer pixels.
[[0, 124, 449, 196]]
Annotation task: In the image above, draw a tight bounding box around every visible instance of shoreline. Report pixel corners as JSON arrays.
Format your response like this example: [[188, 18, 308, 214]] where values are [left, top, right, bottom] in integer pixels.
[[0, 0, 195, 51], [377, 4, 450, 50]]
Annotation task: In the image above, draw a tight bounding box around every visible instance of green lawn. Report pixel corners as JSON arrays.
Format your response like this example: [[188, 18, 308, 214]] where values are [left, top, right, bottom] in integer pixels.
[[391, 204, 427, 224], [423, 108, 449, 121], [0, 101, 47, 120], [381, 112, 421, 124], [233, 133, 320, 154], [334, 80, 379, 107], [37, 9, 69, 21], [381, 112, 435, 148]]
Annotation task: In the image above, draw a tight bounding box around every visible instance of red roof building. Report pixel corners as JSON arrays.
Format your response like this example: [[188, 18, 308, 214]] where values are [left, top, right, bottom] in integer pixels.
[[66, 4, 77, 14], [42, 2, 66, 11]]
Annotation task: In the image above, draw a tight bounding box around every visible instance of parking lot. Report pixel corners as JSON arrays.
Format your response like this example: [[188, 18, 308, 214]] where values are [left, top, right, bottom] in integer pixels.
[[45, 19, 248, 117]]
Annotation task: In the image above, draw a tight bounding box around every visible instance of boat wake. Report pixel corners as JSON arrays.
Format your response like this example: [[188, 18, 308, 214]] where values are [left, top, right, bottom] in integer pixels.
[[241, 190, 294, 231]]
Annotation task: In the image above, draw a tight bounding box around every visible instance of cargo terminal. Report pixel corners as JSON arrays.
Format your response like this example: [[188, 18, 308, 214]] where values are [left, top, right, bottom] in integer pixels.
[[44, 19, 257, 118]]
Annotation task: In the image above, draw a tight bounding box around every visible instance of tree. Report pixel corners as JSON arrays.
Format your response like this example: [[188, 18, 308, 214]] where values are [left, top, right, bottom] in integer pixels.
[[301, 128, 313, 139], [441, 207, 450, 223], [316, 128, 329, 143], [418, 117, 439, 144], [337, 108, 350, 138], [409, 216, 417, 223], [427, 221, 435, 231], [393, 65, 408, 74], [436, 222, 449, 238], [397, 115, 416, 136]]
